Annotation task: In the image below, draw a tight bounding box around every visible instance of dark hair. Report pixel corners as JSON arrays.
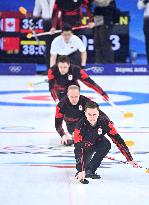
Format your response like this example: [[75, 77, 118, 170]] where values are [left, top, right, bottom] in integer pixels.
[[57, 55, 70, 64], [62, 24, 72, 32], [85, 101, 99, 111]]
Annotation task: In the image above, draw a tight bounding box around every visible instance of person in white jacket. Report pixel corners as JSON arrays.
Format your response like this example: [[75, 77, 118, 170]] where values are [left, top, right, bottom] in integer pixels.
[[33, 0, 55, 20], [33, 0, 56, 69], [137, 0, 149, 63]]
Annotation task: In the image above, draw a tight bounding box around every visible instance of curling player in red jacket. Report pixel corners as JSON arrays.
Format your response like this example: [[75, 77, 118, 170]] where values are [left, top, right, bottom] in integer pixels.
[[48, 55, 109, 104], [74, 101, 138, 184], [55, 85, 109, 146]]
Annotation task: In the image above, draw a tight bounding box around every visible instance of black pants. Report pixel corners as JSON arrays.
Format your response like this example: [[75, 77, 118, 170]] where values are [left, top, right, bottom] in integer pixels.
[[62, 14, 81, 28], [94, 25, 114, 63], [42, 19, 52, 69], [69, 50, 81, 66], [57, 50, 81, 66], [144, 18, 149, 64], [83, 137, 111, 173]]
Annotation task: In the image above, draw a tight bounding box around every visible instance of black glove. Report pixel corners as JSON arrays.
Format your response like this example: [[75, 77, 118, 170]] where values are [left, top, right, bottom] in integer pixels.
[[64, 139, 74, 146], [81, 65, 86, 69]]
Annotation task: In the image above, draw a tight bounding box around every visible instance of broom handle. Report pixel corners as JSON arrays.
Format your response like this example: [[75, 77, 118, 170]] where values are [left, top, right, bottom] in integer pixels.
[[108, 100, 125, 114], [106, 155, 149, 171], [33, 79, 48, 86], [31, 25, 89, 37], [33, 30, 61, 37]]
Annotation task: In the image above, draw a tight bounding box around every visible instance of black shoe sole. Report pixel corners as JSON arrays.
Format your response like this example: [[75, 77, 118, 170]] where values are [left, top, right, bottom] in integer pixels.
[[64, 139, 74, 146], [80, 179, 89, 184], [85, 173, 101, 179], [91, 176, 101, 179]]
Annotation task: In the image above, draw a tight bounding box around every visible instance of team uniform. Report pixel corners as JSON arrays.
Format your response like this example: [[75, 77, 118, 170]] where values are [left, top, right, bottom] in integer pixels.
[[52, 0, 93, 28], [50, 34, 86, 66], [48, 64, 108, 102], [74, 116, 133, 173], [55, 95, 109, 137]]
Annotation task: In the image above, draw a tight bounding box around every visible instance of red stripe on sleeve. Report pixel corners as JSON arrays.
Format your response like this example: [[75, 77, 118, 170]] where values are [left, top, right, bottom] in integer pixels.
[[51, 87, 59, 101], [80, 69, 89, 79], [48, 69, 54, 80], [111, 138, 133, 161], [55, 106, 63, 118], [108, 122, 118, 135]]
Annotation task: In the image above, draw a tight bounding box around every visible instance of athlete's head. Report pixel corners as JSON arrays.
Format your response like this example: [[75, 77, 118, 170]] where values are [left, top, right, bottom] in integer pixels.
[[85, 101, 99, 126], [57, 55, 70, 75], [62, 24, 73, 43], [67, 85, 80, 105]]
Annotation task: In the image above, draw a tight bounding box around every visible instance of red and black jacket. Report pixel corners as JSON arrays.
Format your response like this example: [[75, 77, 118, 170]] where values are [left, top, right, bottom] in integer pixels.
[[52, 0, 93, 29], [55, 95, 109, 136], [55, 95, 90, 136], [48, 64, 108, 102], [74, 116, 133, 172]]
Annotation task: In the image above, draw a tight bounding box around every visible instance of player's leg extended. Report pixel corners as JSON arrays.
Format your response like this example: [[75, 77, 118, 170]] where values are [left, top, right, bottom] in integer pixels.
[[86, 137, 111, 178]]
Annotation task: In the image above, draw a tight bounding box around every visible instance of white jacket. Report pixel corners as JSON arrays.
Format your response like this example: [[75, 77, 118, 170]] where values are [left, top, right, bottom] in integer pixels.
[[33, 0, 55, 19]]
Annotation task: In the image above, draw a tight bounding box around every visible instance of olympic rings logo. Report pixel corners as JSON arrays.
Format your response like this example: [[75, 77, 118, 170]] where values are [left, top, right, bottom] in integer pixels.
[[92, 66, 104, 73], [9, 66, 22, 73], [86, 66, 104, 73]]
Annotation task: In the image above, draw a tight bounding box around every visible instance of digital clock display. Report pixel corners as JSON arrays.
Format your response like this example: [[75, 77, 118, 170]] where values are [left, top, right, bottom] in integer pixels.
[[21, 40, 46, 56], [22, 44, 45, 55], [20, 18, 44, 33]]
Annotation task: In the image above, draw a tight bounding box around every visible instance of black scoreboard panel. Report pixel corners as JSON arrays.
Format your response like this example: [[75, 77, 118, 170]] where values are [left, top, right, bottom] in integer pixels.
[[0, 18, 46, 63], [75, 12, 129, 63], [0, 12, 129, 64]]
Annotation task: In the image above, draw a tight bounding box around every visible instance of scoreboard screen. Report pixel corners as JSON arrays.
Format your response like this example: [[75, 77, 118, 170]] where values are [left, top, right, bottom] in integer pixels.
[[0, 12, 129, 64], [0, 17, 46, 63]]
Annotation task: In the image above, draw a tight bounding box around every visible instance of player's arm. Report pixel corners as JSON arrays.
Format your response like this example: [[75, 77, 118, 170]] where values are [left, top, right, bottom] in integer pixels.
[[50, 38, 58, 67], [80, 51, 87, 67], [106, 121, 138, 167], [55, 105, 70, 144], [48, 69, 59, 102], [74, 125, 85, 172], [79, 69, 109, 101], [50, 54, 57, 67], [55, 105, 65, 136], [75, 36, 87, 67]]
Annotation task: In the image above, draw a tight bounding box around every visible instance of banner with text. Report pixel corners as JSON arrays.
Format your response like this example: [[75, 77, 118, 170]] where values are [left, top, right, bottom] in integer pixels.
[[86, 64, 149, 75]]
